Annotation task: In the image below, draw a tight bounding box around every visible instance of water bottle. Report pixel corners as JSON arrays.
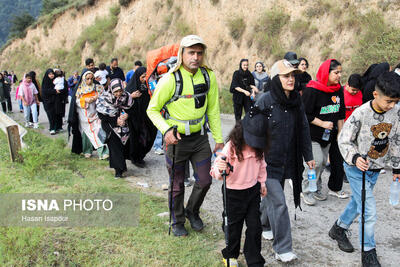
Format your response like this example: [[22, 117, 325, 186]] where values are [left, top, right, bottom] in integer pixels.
[[322, 129, 331, 141], [308, 168, 317, 192], [389, 178, 399, 206]]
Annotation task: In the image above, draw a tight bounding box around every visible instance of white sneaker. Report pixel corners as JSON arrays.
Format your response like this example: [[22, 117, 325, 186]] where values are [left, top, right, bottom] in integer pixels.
[[380, 169, 386, 174], [262, 230, 274, 240], [329, 190, 350, 199], [222, 258, 238, 267], [50, 130, 56, 135], [154, 148, 164, 155], [84, 153, 91, 158], [275, 251, 298, 262], [33, 123, 39, 129], [25, 122, 30, 127]]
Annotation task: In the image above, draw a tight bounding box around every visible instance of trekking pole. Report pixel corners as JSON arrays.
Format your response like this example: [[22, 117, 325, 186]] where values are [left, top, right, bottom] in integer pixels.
[[221, 156, 233, 266], [361, 156, 367, 257], [168, 126, 178, 235]]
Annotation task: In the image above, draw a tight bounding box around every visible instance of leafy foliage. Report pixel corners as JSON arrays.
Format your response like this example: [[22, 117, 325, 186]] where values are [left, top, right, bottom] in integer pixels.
[[9, 12, 36, 39], [0, 0, 42, 45]]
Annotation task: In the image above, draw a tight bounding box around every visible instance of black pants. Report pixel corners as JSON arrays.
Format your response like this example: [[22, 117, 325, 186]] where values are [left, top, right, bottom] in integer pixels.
[[6, 97, 12, 111], [43, 101, 63, 131], [222, 183, 265, 267], [1, 100, 12, 112], [328, 138, 345, 191], [233, 97, 252, 122], [165, 133, 212, 225], [108, 132, 130, 173]]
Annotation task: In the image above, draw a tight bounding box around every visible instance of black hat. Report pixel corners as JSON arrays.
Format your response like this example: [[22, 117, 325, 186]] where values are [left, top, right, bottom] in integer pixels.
[[284, 52, 299, 66], [242, 109, 269, 149]]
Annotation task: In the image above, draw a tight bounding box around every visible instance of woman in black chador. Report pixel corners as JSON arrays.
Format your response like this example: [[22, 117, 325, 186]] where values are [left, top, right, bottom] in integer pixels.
[[125, 66, 157, 168]]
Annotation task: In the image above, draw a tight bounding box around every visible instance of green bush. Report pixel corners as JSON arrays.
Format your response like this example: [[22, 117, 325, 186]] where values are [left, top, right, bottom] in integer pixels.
[[290, 19, 318, 46], [253, 8, 289, 53], [305, 0, 332, 18], [176, 20, 192, 36], [227, 17, 246, 41], [219, 87, 233, 114], [119, 0, 132, 7], [9, 12, 35, 39], [351, 11, 400, 74]]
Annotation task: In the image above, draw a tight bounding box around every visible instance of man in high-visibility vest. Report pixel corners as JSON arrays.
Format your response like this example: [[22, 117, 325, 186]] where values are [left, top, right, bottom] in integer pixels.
[[147, 35, 224, 236]]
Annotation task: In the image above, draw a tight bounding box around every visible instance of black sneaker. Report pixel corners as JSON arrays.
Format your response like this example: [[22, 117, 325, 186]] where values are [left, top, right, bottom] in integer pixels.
[[172, 224, 188, 237], [115, 170, 123, 179], [185, 209, 204, 231], [362, 249, 381, 267], [329, 220, 354, 253], [132, 160, 145, 168]]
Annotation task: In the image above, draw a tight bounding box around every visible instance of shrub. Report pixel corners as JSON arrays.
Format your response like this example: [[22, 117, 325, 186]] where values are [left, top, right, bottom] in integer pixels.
[[305, 0, 332, 18], [253, 8, 290, 52], [351, 11, 400, 74], [119, 0, 132, 7], [227, 17, 246, 41], [41, 0, 68, 15], [176, 20, 192, 36], [210, 0, 219, 5], [290, 19, 318, 46], [8, 12, 35, 39]]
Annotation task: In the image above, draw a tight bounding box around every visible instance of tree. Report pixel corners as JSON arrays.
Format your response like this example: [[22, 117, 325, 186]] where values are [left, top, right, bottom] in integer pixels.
[[41, 0, 67, 15], [9, 12, 35, 38]]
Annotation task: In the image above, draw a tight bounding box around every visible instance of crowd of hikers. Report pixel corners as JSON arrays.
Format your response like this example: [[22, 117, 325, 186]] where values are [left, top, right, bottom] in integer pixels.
[[2, 34, 400, 267]]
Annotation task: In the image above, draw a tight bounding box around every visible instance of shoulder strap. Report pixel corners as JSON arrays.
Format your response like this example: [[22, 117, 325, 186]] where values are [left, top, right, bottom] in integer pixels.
[[199, 67, 210, 92]]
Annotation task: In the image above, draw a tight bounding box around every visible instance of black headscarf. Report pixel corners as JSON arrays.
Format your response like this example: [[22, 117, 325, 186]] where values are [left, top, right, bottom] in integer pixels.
[[270, 75, 304, 209], [41, 69, 55, 101], [362, 62, 390, 103], [125, 66, 157, 163], [125, 67, 147, 94], [230, 59, 255, 94]]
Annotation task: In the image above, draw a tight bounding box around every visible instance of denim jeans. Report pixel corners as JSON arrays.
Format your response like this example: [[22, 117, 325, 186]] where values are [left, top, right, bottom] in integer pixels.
[[23, 103, 38, 123], [337, 163, 379, 251], [153, 130, 163, 150]]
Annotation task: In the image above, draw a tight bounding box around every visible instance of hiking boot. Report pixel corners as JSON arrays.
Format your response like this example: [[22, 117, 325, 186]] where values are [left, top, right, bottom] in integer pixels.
[[329, 190, 350, 199], [172, 224, 188, 237], [222, 258, 238, 267], [262, 230, 274, 240], [301, 192, 316, 206], [328, 220, 354, 253], [275, 251, 298, 262], [185, 209, 204, 231], [313, 190, 328, 201], [362, 249, 381, 267]]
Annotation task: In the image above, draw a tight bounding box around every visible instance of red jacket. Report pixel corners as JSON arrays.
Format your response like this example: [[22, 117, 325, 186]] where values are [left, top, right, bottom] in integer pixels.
[[344, 89, 362, 121]]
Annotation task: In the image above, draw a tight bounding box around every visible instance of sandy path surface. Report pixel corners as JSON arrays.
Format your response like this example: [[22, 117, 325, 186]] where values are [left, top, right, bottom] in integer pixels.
[[7, 96, 400, 267]]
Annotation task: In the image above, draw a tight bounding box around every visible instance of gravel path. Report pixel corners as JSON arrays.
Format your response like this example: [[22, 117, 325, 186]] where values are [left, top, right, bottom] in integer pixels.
[[7, 96, 399, 266]]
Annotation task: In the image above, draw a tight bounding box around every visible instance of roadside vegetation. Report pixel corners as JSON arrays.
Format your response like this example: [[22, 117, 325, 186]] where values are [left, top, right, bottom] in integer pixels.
[[0, 130, 222, 266]]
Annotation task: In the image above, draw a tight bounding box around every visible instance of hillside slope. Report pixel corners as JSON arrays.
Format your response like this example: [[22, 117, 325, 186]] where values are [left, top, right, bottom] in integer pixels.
[[0, 0, 399, 89]]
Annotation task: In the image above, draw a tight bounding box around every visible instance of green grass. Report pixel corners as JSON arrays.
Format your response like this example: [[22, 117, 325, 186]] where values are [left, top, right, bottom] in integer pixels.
[[0, 130, 223, 266], [219, 87, 234, 114]]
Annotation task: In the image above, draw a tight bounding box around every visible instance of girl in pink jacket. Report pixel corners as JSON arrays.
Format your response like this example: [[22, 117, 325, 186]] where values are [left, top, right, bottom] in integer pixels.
[[211, 112, 269, 267]]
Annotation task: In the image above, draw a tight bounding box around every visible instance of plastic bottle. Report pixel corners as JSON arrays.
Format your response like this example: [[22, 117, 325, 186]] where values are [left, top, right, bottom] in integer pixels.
[[322, 129, 331, 141], [389, 178, 399, 206], [308, 168, 317, 192]]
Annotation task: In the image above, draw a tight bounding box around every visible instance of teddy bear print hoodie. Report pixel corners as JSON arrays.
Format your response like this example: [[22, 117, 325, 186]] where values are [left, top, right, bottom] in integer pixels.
[[338, 100, 400, 173]]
